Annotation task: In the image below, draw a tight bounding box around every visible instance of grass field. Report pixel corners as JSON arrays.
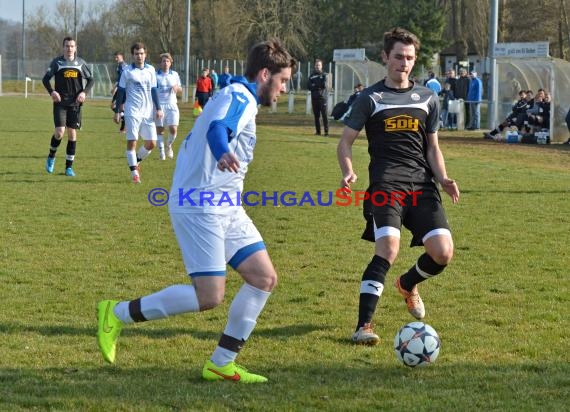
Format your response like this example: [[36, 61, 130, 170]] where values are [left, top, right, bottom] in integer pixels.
[[0, 94, 569, 411]]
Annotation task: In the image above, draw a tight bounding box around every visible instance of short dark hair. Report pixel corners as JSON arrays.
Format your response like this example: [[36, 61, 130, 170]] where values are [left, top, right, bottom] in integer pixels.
[[62, 36, 75, 46], [130, 42, 146, 55], [114, 51, 124, 57], [244, 38, 296, 81], [383, 27, 420, 56]]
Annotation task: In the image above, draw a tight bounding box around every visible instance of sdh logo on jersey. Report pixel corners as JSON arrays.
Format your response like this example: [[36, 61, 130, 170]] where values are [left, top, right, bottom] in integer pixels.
[[63, 70, 78, 78], [385, 115, 419, 132]]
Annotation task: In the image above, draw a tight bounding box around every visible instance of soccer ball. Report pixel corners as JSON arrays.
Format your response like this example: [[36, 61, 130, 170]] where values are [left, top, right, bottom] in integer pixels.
[[394, 322, 440, 367]]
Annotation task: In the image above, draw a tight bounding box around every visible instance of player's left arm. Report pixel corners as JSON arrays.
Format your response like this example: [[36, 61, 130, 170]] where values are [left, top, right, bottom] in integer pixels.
[[78, 61, 94, 103], [426, 132, 459, 204], [173, 73, 183, 94]]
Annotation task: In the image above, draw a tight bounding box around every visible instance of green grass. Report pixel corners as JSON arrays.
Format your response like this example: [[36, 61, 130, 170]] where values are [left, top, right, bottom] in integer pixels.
[[1, 95, 569, 411]]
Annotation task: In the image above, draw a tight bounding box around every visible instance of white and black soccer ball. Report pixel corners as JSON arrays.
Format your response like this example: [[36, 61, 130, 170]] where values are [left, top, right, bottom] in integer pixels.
[[394, 322, 440, 367]]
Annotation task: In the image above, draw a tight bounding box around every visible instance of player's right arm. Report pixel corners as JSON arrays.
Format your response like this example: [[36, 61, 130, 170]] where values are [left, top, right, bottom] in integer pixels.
[[206, 88, 252, 173], [42, 59, 61, 102], [337, 126, 359, 190]]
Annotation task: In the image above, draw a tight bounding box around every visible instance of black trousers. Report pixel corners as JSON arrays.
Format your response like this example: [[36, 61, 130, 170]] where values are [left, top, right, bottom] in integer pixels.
[[312, 98, 328, 134]]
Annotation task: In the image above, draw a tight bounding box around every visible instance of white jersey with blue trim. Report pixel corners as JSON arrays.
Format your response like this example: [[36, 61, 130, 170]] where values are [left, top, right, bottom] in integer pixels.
[[119, 63, 157, 119], [156, 69, 181, 106], [169, 79, 258, 215]]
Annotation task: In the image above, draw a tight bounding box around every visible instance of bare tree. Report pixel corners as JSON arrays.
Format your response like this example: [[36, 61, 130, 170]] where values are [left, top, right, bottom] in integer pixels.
[[232, 0, 313, 58]]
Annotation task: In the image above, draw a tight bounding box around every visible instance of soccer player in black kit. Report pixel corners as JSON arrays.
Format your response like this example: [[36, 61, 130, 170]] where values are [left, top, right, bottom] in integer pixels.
[[42, 36, 94, 176], [308, 59, 329, 136], [337, 28, 460, 345]]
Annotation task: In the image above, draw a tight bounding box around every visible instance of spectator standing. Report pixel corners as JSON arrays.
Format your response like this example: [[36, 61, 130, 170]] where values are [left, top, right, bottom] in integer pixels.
[[196, 68, 213, 108], [425, 71, 441, 95], [42, 36, 94, 177], [218, 66, 232, 89], [439, 82, 455, 129], [455, 68, 470, 128], [445, 69, 457, 97], [467, 70, 483, 130], [210, 68, 219, 91], [308, 58, 329, 136]]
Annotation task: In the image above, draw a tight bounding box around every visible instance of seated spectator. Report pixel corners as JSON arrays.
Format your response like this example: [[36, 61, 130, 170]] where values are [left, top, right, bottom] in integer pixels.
[[331, 83, 364, 120], [524, 88, 547, 131], [527, 89, 550, 130], [484, 90, 530, 139], [346, 83, 364, 106]]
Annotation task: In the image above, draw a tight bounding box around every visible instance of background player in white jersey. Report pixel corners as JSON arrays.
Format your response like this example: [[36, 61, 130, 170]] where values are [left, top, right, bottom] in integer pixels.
[[113, 42, 163, 183], [98, 39, 296, 383], [337, 28, 460, 345], [155, 53, 182, 160]]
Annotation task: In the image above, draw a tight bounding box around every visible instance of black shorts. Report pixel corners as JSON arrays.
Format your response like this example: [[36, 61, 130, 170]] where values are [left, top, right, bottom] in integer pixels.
[[361, 181, 451, 247], [53, 104, 82, 129]]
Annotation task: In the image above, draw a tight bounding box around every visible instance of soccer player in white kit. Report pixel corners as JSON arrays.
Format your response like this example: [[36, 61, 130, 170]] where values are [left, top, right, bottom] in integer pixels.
[[98, 39, 295, 383], [113, 42, 163, 183], [155, 53, 182, 160]]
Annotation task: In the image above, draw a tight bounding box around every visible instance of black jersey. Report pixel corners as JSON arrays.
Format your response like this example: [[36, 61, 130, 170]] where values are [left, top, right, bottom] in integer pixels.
[[344, 80, 439, 184], [42, 55, 94, 107], [307, 70, 328, 99]]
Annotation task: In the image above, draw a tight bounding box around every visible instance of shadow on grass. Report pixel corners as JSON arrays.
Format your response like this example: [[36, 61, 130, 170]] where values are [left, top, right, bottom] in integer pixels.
[[0, 322, 320, 341]]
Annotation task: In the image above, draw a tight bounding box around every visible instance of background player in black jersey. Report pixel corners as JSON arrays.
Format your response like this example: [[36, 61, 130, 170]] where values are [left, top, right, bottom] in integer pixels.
[[337, 27, 460, 345], [42, 36, 94, 176]]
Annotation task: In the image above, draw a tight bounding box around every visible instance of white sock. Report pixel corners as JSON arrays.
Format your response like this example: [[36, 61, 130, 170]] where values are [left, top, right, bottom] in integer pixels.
[[167, 134, 177, 146], [126, 150, 137, 170], [113, 284, 200, 323], [137, 146, 152, 162], [211, 283, 271, 366], [157, 135, 164, 150]]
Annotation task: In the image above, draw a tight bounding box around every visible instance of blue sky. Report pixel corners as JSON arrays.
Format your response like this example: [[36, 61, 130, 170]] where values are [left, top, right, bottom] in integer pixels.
[[0, 0, 112, 23]]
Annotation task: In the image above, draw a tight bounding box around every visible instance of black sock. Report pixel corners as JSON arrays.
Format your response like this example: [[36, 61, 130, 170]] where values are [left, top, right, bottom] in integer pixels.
[[399, 253, 447, 291], [66, 140, 76, 168], [357, 255, 390, 330], [49, 135, 62, 158]]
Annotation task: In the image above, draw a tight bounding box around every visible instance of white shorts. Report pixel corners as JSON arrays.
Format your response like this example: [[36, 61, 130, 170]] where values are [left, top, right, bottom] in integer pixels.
[[156, 104, 180, 128], [170, 208, 265, 277], [125, 116, 157, 141]]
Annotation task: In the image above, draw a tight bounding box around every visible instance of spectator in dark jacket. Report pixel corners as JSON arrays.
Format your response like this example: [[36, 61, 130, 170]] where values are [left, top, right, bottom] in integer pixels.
[[307, 59, 329, 136]]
